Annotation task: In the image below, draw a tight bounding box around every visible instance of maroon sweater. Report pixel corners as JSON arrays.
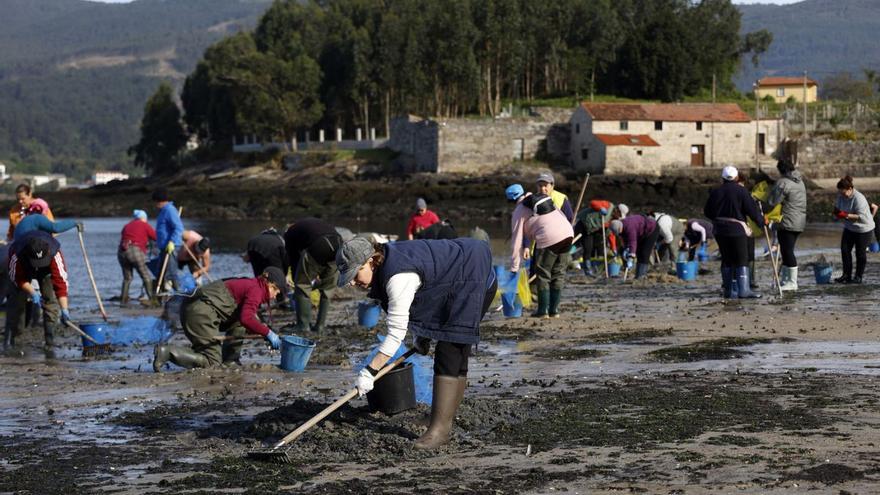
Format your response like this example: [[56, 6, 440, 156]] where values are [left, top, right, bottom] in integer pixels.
[[224, 278, 272, 336], [120, 219, 157, 254]]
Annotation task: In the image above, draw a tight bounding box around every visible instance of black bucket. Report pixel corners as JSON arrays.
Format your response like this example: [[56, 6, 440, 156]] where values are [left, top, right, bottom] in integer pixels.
[[367, 361, 416, 415]]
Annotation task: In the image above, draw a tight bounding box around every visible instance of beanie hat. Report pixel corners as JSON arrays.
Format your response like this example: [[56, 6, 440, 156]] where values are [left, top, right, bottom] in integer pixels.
[[505, 184, 525, 201], [133, 209, 148, 220], [609, 219, 623, 235], [416, 198, 427, 210], [262, 266, 288, 291]]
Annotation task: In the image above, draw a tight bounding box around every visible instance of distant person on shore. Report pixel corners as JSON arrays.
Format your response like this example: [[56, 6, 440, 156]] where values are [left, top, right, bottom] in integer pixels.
[[118, 210, 157, 305], [243, 228, 287, 277], [178, 230, 211, 284], [12, 202, 81, 241], [152, 188, 183, 291], [609, 214, 659, 280], [284, 218, 343, 334], [767, 159, 807, 291], [152, 267, 287, 371], [4, 230, 72, 350], [833, 175, 875, 284], [7, 184, 54, 241], [406, 198, 440, 240]]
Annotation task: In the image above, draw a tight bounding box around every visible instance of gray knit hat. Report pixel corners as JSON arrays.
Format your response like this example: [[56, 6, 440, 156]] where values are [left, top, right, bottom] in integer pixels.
[[336, 237, 376, 287], [609, 220, 623, 235]]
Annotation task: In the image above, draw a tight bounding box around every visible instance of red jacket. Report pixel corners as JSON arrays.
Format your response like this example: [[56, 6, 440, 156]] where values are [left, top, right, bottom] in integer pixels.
[[406, 210, 440, 237], [120, 219, 157, 254], [224, 278, 272, 336], [9, 250, 69, 298]]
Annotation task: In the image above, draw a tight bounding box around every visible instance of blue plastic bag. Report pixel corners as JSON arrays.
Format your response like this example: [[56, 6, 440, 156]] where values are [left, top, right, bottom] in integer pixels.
[[356, 335, 434, 405]]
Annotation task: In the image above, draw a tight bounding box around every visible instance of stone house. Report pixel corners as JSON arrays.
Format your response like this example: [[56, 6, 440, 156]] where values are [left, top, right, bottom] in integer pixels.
[[570, 102, 784, 175], [756, 76, 818, 104]]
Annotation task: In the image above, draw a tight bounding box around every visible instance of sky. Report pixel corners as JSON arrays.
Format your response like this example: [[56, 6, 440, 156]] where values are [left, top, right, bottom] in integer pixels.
[[85, 0, 805, 3]]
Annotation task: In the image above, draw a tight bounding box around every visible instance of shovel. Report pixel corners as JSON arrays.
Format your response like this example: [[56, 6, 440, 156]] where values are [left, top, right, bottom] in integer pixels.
[[247, 348, 416, 464]]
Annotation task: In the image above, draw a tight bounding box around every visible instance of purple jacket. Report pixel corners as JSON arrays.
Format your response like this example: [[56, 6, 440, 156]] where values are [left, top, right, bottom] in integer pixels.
[[621, 215, 657, 254]]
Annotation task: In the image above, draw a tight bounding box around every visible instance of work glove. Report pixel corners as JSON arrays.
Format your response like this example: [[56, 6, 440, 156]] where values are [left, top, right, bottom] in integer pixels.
[[165, 241, 175, 254], [623, 248, 631, 259], [60, 309, 71, 325], [835, 210, 849, 220], [413, 336, 431, 356], [265, 330, 281, 350], [626, 257, 634, 270], [31, 292, 41, 309], [75, 222, 84, 233], [356, 367, 377, 397]]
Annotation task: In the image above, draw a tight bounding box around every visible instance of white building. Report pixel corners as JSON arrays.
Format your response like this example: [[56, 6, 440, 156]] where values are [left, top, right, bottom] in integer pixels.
[[570, 102, 784, 175], [93, 171, 129, 185]]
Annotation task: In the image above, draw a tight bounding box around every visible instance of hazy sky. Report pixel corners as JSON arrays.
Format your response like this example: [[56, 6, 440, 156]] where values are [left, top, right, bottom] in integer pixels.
[[86, 0, 805, 3]]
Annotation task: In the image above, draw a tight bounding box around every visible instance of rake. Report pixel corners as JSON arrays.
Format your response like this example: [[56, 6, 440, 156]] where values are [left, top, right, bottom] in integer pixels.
[[246, 348, 416, 464], [65, 320, 113, 355]]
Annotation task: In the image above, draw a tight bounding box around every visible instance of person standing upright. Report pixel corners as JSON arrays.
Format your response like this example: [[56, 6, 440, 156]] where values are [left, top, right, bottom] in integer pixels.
[[118, 210, 157, 305], [153, 188, 183, 291], [406, 198, 440, 240], [767, 160, 807, 291], [833, 176, 875, 284]]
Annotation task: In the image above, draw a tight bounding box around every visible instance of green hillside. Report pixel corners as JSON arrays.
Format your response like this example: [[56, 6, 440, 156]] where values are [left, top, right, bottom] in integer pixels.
[[0, 0, 272, 180]]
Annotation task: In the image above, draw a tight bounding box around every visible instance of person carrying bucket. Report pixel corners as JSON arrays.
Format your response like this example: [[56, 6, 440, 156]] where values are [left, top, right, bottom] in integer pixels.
[[284, 218, 342, 334], [118, 210, 158, 306], [506, 184, 574, 318], [574, 199, 615, 277], [336, 236, 496, 449], [766, 159, 807, 291], [178, 230, 211, 284], [609, 214, 659, 280], [704, 166, 766, 299], [833, 176, 875, 284], [152, 267, 287, 371], [4, 230, 72, 350], [244, 228, 288, 277], [152, 188, 183, 292], [12, 202, 81, 241], [682, 218, 714, 261]]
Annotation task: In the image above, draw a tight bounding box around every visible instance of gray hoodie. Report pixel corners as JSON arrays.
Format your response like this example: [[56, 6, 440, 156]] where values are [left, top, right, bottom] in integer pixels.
[[835, 188, 875, 233], [768, 170, 807, 232]]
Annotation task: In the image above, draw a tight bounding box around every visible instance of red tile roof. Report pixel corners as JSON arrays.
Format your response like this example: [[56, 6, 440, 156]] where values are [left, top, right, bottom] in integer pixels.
[[594, 134, 660, 147], [581, 103, 751, 123], [758, 77, 818, 87]]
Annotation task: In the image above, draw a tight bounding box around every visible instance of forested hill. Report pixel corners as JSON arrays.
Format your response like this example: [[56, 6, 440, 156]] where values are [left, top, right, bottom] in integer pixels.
[[0, 0, 272, 180], [737, 0, 880, 90]]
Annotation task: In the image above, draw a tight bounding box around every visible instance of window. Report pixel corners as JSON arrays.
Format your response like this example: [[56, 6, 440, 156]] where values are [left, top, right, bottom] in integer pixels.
[[777, 87, 785, 97], [637, 150, 643, 156], [620, 121, 628, 131], [654, 121, 663, 131], [581, 148, 589, 160], [696, 121, 703, 131], [575, 123, 580, 134]]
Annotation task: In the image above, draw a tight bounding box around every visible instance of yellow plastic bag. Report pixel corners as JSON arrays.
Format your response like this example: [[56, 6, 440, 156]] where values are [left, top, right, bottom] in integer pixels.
[[748, 181, 783, 235], [309, 289, 321, 308], [516, 268, 532, 308]]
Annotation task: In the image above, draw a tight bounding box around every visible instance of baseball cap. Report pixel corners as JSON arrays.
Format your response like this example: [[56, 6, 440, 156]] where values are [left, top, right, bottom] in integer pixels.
[[722, 166, 738, 181], [25, 236, 52, 268], [336, 237, 375, 287], [536, 172, 555, 184], [262, 266, 288, 291], [609, 220, 623, 235], [505, 184, 525, 201]]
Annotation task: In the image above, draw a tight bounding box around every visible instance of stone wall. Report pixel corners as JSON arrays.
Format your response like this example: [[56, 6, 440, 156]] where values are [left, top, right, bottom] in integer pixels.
[[387, 116, 440, 172], [437, 119, 554, 173]]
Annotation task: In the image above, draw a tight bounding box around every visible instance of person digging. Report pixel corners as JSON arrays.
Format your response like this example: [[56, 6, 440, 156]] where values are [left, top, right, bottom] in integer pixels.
[[118, 210, 158, 306], [284, 218, 342, 334], [337, 236, 496, 450], [152, 267, 286, 371]]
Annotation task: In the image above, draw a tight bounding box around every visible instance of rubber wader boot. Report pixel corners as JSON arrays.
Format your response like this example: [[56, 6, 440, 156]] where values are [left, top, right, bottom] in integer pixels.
[[222, 345, 242, 366], [531, 289, 549, 318], [780, 266, 798, 291], [582, 262, 595, 278], [311, 294, 330, 334], [153, 345, 209, 372], [3, 326, 13, 348], [721, 267, 738, 299], [43, 321, 56, 348], [748, 261, 759, 289], [548, 289, 562, 318], [736, 266, 761, 299], [414, 375, 465, 450], [635, 262, 649, 279], [120, 280, 131, 305], [292, 289, 312, 333], [143, 279, 160, 307]]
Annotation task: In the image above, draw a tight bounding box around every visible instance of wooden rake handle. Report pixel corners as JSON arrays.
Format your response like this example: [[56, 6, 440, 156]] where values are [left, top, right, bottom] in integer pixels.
[[182, 242, 213, 282], [65, 320, 100, 345], [212, 334, 263, 341], [272, 349, 417, 450], [77, 230, 108, 322]]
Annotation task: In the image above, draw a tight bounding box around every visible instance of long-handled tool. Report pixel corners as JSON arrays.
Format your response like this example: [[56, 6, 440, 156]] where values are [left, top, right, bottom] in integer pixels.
[[212, 334, 263, 341], [759, 207, 783, 297], [602, 224, 609, 278], [65, 320, 112, 355], [570, 173, 591, 226], [182, 242, 213, 283], [247, 349, 417, 464], [77, 230, 109, 322], [155, 251, 170, 297]]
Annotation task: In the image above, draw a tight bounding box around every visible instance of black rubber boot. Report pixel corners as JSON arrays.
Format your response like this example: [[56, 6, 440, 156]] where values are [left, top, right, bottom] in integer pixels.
[[548, 289, 562, 318], [414, 375, 465, 450], [43, 321, 56, 348], [221, 344, 242, 366], [120, 280, 131, 306], [311, 293, 330, 334], [531, 289, 549, 318], [635, 263, 649, 279], [291, 289, 312, 333], [143, 279, 160, 307], [153, 345, 209, 372], [748, 261, 759, 289], [3, 325, 13, 349]]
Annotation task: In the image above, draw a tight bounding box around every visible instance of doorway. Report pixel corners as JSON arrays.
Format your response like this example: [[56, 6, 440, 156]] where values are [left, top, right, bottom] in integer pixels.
[[758, 133, 766, 155], [690, 145, 705, 167]]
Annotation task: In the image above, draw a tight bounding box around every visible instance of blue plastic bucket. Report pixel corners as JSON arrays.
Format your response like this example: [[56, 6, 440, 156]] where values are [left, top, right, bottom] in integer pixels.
[[280, 335, 316, 372], [676, 261, 698, 281], [494, 265, 517, 293], [81, 322, 112, 347], [870, 242, 880, 253], [608, 262, 622, 277], [501, 292, 522, 317], [813, 265, 833, 284], [357, 300, 381, 328]]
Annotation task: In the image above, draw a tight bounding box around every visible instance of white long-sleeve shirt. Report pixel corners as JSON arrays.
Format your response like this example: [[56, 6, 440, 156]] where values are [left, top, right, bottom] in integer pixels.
[[376, 272, 421, 356]]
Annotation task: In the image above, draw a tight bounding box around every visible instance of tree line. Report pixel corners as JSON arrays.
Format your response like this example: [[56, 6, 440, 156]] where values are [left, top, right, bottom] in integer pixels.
[[135, 0, 772, 174]]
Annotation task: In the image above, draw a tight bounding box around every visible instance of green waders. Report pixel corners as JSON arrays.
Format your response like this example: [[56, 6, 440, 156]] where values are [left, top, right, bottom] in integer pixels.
[[5, 274, 60, 349], [533, 247, 570, 318], [292, 251, 339, 334]]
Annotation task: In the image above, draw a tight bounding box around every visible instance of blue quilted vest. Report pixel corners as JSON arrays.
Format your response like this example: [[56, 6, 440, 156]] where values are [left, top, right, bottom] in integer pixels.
[[368, 239, 493, 345]]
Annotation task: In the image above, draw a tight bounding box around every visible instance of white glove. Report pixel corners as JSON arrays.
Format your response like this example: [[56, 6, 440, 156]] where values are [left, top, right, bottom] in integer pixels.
[[355, 367, 376, 397]]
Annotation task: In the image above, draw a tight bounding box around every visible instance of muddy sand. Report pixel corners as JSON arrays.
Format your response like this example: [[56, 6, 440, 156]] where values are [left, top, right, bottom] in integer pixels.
[[3, 258, 880, 494]]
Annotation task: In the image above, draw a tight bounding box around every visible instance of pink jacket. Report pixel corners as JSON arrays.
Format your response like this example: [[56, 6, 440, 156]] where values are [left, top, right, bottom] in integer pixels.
[[509, 195, 574, 271]]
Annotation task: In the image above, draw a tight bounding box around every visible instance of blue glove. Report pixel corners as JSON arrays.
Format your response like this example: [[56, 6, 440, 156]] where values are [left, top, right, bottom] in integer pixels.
[[623, 248, 631, 259], [626, 257, 634, 269], [600, 208, 608, 215], [61, 309, 71, 325], [698, 244, 708, 256], [31, 292, 41, 309], [265, 330, 281, 350]]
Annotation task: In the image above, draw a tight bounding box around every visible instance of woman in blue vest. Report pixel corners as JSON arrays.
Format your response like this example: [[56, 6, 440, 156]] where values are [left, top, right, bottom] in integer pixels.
[[336, 236, 496, 450]]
